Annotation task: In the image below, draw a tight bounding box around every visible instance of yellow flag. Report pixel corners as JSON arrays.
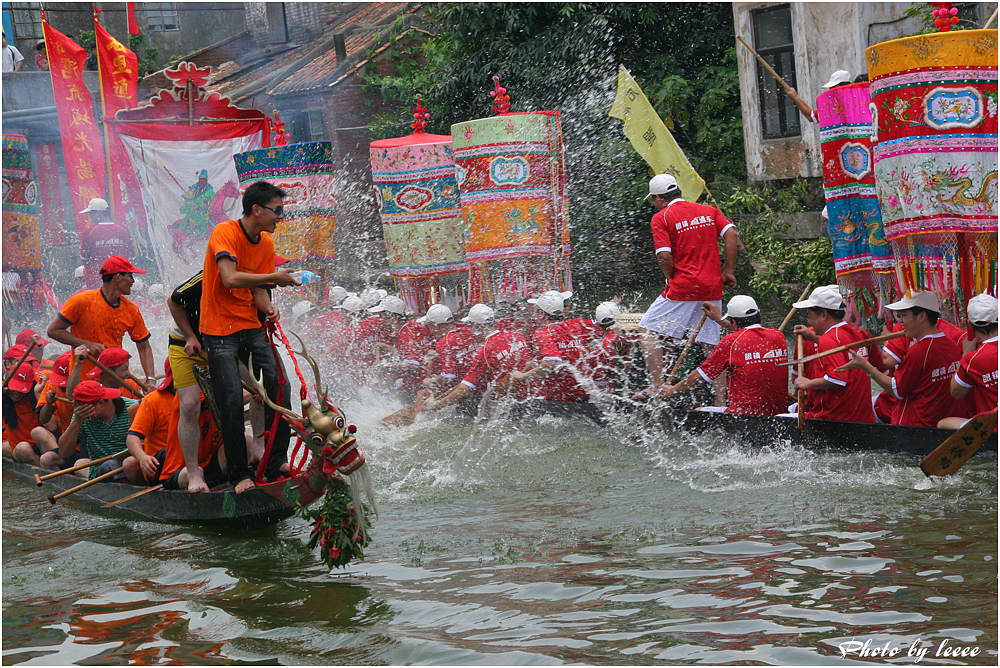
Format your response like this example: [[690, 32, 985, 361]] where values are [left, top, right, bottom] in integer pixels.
[[609, 66, 705, 202]]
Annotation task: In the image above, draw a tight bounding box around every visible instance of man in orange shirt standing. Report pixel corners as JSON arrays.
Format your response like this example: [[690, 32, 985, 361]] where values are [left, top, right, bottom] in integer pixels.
[[199, 181, 298, 494], [46, 255, 156, 388]]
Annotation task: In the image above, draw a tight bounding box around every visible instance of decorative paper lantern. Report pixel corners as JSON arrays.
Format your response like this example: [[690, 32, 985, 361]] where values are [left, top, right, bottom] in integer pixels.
[[866, 29, 998, 321], [815, 83, 896, 329], [451, 77, 572, 303], [370, 96, 467, 313], [233, 141, 336, 265], [2, 134, 42, 272]]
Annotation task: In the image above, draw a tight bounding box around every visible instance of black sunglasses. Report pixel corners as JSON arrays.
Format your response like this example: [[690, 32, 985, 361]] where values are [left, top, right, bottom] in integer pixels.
[[259, 204, 285, 217]]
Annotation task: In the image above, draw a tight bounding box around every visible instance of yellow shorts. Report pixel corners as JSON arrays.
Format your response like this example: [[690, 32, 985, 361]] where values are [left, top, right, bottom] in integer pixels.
[[167, 340, 208, 390]]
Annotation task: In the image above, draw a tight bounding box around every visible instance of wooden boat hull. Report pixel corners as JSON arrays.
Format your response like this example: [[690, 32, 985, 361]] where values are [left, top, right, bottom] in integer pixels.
[[671, 410, 999, 457], [2, 459, 326, 528]]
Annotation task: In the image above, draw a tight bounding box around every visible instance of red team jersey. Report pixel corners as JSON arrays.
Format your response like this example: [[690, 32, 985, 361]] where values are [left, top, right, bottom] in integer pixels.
[[883, 319, 968, 366], [891, 333, 962, 427], [355, 316, 394, 364], [800, 321, 875, 423], [650, 199, 735, 301], [953, 337, 998, 417], [532, 318, 605, 401], [433, 325, 477, 379], [697, 325, 788, 416], [461, 330, 532, 397]]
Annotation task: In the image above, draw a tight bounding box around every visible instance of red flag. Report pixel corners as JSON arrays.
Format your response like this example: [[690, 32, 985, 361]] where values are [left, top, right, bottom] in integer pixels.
[[42, 14, 107, 238], [126, 3, 141, 35], [94, 15, 148, 230]]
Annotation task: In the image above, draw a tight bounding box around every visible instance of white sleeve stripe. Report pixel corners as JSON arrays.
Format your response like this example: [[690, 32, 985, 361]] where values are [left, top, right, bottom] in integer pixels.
[[822, 374, 848, 387], [543, 356, 563, 361], [655, 246, 672, 254], [953, 373, 973, 388], [696, 367, 713, 383], [891, 377, 902, 400], [718, 223, 735, 237], [461, 380, 477, 390]]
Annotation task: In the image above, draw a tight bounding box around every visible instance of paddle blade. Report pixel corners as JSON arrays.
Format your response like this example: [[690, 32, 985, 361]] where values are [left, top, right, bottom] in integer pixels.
[[920, 411, 998, 477]]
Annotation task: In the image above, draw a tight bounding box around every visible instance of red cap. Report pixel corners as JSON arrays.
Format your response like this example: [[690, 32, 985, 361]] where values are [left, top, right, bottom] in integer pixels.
[[73, 380, 121, 403], [15, 329, 49, 350], [100, 256, 147, 275], [6, 363, 36, 394], [4, 344, 27, 361], [274, 254, 290, 266], [86, 347, 131, 379], [157, 358, 174, 392], [50, 352, 71, 389]]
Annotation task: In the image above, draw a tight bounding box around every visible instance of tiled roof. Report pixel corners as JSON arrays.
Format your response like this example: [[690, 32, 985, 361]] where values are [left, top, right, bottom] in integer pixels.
[[266, 3, 417, 97]]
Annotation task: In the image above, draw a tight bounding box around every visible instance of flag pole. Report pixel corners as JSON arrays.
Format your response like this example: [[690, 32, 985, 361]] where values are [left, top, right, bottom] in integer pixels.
[[92, 6, 115, 225]]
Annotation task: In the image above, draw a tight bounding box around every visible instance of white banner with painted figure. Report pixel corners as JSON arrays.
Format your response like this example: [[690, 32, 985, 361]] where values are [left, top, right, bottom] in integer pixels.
[[118, 135, 263, 286]]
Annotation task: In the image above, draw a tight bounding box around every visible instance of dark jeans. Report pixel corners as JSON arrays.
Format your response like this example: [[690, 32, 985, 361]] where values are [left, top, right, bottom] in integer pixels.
[[204, 327, 290, 483]]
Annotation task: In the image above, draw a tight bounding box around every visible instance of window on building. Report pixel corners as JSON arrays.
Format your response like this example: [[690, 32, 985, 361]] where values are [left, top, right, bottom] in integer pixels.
[[8, 2, 43, 40], [287, 110, 326, 142], [752, 4, 800, 140], [266, 3, 288, 43], [143, 2, 179, 32], [306, 110, 326, 141]]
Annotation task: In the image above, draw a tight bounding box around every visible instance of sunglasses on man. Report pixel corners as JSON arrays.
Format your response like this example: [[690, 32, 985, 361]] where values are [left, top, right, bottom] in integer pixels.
[[259, 204, 285, 217]]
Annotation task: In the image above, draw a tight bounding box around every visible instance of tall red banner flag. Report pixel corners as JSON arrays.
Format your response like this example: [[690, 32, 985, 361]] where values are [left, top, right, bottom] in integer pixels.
[[126, 3, 141, 35], [95, 16, 148, 231], [42, 14, 107, 237]]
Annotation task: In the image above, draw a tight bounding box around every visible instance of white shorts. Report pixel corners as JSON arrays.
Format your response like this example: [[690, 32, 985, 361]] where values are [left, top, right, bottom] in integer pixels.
[[639, 296, 722, 345]]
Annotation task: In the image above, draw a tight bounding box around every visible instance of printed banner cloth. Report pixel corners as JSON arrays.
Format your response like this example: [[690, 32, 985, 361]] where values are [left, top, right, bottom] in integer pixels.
[[2, 135, 42, 271], [866, 29, 998, 307], [234, 142, 336, 263], [816, 83, 894, 279], [451, 111, 572, 301]]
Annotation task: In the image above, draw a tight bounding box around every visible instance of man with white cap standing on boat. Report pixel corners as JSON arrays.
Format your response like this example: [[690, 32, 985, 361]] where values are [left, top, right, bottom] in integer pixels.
[[637, 173, 739, 396], [78, 197, 134, 285]]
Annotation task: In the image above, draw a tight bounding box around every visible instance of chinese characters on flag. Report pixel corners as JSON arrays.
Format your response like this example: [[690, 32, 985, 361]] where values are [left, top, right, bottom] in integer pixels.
[[95, 18, 147, 230], [42, 16, 107, 237]]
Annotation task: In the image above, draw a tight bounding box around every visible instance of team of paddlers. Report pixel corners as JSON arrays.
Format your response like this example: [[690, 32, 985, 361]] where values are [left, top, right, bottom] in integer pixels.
[[3, 177, 998, 493]]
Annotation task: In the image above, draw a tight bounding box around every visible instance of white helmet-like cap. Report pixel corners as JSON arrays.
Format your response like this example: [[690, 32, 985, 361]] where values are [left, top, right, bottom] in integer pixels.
[[359, 287, 382, 307], [79, 197, 109, 214], [417, 303, 454, 325], [644, 173, 679, 200], [594, 301, 621, 325], [527, 292, 565, 316], [368, 295, 407, 315], [333, 295, 365, 313], [462, 303, 495, 324], [822, 69, 852, 89], [540, 289, 573, 301], [967, 293, 998, 326], [885, 291, 941, 314], [793, 285, 845, 311], [329, 286, 348, 305], [723, 295, 760, 319]]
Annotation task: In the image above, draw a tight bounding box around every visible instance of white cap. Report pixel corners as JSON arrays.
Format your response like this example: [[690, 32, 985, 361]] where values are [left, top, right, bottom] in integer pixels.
[[333, 295, 365, 313], [540, 289, 573, 301], [644, 174, 679, 200], [368, 295, 407, 315], [885, 291, 941, 314], [417, 303, 454, 325], [329, 286, 348, 305], [359, 287, 383, 308], [967, 293, 998, 326], [793, 285, 845, 310], [292, 300, 313, 318], [594, 301, 622, 325], [822, 70, 851, 89], [723, 295, 760, 319], [79, 197, 109, 214], [527, 292, 565, 315], [74, 265, 85, 278], [462, 303, 495, 324]]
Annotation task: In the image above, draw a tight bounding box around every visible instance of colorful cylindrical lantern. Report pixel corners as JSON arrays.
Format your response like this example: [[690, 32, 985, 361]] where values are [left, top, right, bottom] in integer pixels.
[[2, 134, 42, 272]]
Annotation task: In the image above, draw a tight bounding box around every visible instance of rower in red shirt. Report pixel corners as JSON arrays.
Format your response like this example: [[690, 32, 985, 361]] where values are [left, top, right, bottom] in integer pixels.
[[637, 174, 739, 393], [425, 305, 490, 392], [839, 291, 961, 428], [391, 304, 453, 399], [419, 307, 533, 412], [357, 295, 407, 365], [939, 293, 998, 430], [791, 285, 875, 423], [516, 292, 605, 402], [661, 296, 789, 416]]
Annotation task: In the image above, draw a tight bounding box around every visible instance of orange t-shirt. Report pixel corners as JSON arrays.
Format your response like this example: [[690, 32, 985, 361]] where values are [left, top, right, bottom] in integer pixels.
[[158, 405, 222, 481], [200, 219, 276, 336], [35, 380, 73, 431], [128, 389, 176, 455], [58, 289, 150, 376], [3, 393, 41, 446]]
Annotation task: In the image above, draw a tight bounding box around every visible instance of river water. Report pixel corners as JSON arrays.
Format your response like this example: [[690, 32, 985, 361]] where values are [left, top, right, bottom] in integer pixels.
[[3, 394, 997, 666]]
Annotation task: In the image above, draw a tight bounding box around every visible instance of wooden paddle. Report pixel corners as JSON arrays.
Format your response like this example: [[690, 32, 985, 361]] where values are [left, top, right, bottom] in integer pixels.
[[778, 331, 903, 367], [736, 35, 814, 120], [102, 483, 164, 508], [666, 312, 708, 383], [84, 353, 135, 392], [2, 340, 38, 389], [49, 465, 125, 503], [920, 410, 998, 477], [778, 283, 812, 333], [34, 448, 128, 486], [795, 334, 805, 435]]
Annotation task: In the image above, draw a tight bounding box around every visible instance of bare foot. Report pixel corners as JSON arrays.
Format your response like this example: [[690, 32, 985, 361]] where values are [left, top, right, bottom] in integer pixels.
[[186, 466, 209, 493], [234, 477, 256, 494]]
